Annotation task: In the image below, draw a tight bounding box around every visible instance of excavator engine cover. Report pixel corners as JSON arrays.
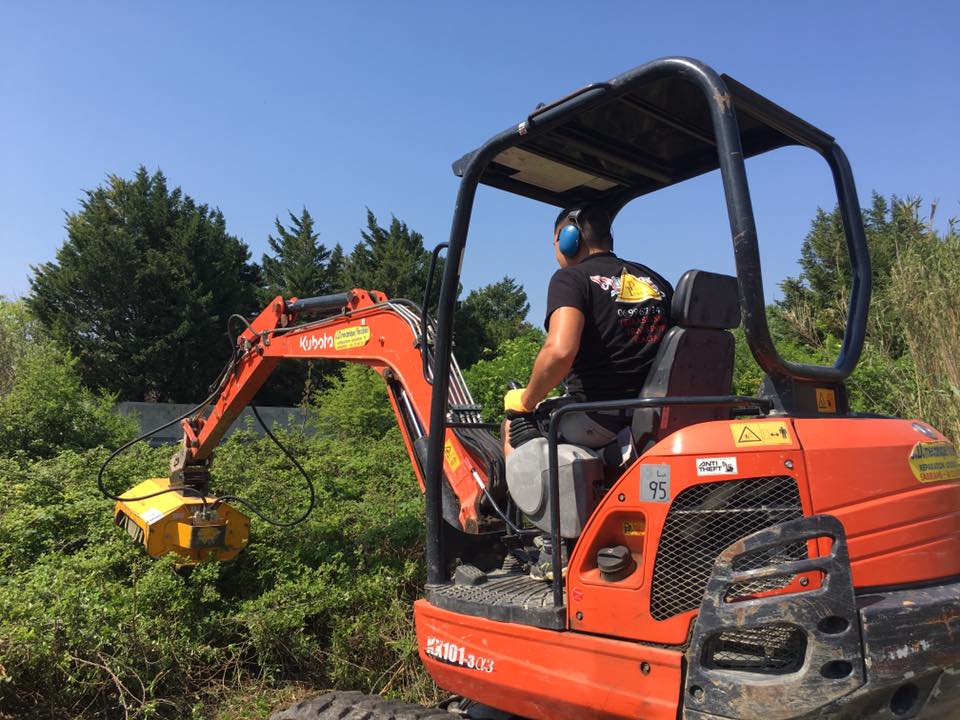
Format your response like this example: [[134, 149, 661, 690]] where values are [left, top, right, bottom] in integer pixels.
[[114, 477, 249, 563]]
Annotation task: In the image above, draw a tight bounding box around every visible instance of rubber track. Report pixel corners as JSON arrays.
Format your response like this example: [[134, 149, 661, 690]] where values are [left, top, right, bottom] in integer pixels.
[[270, 691, 451, 720]]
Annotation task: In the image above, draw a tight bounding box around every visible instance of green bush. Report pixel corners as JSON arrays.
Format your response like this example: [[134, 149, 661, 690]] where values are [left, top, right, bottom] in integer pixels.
[[0, 342, 136, 459], [0, 365, 436, 718], [463, 332, 544, 423]]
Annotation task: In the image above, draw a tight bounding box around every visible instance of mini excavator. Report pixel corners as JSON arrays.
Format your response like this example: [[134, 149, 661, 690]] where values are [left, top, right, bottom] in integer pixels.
[[110, 57, 960, 720]]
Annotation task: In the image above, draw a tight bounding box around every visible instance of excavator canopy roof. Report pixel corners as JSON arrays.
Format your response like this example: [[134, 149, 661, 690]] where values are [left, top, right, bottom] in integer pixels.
[[453, 72, 834, 209]]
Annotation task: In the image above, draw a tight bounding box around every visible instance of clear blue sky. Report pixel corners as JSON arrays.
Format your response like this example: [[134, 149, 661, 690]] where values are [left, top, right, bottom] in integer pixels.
[[2, 2, 957, 324]]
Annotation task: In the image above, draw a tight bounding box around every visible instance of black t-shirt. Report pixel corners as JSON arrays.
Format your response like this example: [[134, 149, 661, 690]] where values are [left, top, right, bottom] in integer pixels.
[[545, 252, 673, 402]]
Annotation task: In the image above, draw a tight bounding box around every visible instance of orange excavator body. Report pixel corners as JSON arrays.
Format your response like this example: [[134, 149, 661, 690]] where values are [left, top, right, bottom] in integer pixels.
[[414, 416, 960, 720]]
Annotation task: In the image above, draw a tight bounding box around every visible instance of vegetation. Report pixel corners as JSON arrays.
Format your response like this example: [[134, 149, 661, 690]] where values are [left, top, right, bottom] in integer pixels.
[[260, 208, 343, 304], [768, 195, 959, 439], [455, 278, 534, 368], [0, 358, 436, 718], [28, 168, 261, 404], [339, 210, 441, 304]]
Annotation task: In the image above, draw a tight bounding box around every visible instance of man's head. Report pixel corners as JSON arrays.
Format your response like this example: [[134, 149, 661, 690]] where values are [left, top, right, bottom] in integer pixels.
[[553, 204, 613, 267]]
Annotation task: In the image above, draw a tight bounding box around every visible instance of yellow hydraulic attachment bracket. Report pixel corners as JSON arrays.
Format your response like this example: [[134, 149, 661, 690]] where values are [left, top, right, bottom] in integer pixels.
[[114, 478, 249, 563]]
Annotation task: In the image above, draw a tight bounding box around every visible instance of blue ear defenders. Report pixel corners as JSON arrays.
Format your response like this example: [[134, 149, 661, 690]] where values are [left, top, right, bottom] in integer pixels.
[[556, 208, 583, 257]]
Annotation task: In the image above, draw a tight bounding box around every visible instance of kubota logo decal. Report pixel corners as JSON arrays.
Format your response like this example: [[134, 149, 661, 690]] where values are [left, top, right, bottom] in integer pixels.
[[299, 333, 334, 351]]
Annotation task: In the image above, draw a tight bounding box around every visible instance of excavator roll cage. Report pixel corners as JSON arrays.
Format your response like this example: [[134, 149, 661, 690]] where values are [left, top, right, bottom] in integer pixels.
[[424, 56, 871, 588]]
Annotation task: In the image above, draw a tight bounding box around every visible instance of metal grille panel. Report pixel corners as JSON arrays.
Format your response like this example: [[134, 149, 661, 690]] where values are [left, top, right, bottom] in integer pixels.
[[702, 624, 807, 673], [649, 476, 805, 620]]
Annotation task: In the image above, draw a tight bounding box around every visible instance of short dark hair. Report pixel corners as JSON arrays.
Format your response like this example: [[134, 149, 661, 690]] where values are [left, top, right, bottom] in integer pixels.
[[555, 204, 613, 249]]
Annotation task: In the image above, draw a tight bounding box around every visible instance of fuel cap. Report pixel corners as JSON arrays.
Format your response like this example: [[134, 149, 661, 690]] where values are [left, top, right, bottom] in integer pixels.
[[597, 545, 636, 582]]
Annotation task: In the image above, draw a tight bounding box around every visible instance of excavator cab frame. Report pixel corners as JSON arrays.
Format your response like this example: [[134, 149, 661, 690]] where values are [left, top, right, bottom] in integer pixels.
[[423, 56, 871, 587]]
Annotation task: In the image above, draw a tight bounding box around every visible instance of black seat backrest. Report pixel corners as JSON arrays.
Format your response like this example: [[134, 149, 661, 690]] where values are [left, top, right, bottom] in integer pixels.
[[632, 269, 741, 451]]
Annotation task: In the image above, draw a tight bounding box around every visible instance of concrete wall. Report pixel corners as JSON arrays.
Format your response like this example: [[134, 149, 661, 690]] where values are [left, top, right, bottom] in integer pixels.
[[116, 402, 312, 445]]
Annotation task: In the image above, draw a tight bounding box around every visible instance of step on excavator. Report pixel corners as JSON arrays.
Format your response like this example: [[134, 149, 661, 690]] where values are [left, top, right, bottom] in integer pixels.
[[108, 57, 960, 719]]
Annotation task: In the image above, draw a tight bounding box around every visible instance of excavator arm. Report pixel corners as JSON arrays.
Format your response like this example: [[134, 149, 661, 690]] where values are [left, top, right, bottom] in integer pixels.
[[115, 289, 506, 563]]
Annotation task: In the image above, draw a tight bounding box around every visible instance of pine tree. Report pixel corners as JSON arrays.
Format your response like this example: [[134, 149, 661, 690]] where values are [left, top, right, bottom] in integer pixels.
[[258, 209, 349, 406], [260, 208, 338, 302], [340, 210, 441, 301], [28, 167, 260, 402]]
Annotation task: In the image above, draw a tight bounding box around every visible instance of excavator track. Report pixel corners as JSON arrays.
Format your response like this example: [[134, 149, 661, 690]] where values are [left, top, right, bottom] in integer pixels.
[[271, 691, 452, 720]]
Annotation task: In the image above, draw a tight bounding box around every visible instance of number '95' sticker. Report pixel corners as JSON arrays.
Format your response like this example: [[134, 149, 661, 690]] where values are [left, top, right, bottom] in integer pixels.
[[640, 464, 671, 502]]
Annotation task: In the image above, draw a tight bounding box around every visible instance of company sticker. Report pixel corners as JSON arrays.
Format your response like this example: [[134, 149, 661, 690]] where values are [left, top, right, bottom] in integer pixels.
[[443, 439, 462, 472], [424, 636, 495, 672], [696, 456, 738, 476], [816, 388, 837, 414], [640, 464, 670, 503], [908, 441, 960, 484], [730, 421, 792, 448], [333, 325, 371, 350]]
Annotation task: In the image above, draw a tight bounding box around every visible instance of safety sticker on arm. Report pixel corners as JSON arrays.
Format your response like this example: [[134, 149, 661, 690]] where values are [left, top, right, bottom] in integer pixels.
[[333, 325, 371, 350]]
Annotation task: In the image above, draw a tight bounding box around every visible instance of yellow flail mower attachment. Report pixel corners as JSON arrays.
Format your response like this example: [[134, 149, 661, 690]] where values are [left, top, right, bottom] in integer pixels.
[[115, 477, 249, 564]]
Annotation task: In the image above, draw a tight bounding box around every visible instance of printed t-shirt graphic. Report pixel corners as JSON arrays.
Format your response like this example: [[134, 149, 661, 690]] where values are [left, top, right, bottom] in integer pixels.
[[545, 252, 673, 403]]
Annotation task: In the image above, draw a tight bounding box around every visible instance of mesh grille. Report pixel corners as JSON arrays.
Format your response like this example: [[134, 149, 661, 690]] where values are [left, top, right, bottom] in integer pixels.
[[702, 624, 807, 673], [649, 476, 805, 620]]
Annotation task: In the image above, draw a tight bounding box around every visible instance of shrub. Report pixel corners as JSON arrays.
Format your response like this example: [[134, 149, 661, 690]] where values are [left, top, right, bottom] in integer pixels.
[[0, 369, 436, 718], [0, 342, 136, 460]]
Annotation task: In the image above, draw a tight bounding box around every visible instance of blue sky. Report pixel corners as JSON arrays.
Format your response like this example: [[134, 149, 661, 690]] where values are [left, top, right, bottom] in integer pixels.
[[1, 2, 957, 323]]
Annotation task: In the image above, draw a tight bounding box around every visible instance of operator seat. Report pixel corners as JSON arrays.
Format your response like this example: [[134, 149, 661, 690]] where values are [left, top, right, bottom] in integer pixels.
[[632, 269, 741, 452]]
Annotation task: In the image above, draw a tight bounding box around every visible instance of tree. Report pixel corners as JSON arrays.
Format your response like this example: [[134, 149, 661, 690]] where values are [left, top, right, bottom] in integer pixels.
[[774, 193, 925, 354], [258, 209, 346, 405], [340, 210, 441, 302], [455, 277, 533, 367], [260, 208, 343, 302], [28, 167, 260, 402], [0, 298, 41, 396]]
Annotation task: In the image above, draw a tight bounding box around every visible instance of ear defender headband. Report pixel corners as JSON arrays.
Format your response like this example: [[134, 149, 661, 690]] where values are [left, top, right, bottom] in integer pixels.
[[556, 207, 583, 258]]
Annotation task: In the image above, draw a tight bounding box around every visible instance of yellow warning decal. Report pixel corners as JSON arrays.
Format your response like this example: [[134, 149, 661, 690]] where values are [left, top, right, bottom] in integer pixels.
[[333, 325, 371, 350], [617, 269, 664, 303], [816, 388, 837, 414], [622, 519, 646, 536], [909, 441, 960, 484], [443, 439, 462, 472], [730, 421, 793, 448]]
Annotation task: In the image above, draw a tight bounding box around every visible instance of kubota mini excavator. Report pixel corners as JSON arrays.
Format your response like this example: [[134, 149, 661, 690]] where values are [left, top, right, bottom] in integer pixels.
[[110, 57, 960, 719]]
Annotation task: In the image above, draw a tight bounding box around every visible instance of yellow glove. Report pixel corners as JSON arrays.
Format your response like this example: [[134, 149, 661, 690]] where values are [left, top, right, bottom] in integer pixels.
[[504, 388, 533, 414]]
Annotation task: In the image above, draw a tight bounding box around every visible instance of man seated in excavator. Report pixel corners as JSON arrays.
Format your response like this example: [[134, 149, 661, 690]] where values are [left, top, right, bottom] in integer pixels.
[[502, 202, 673, 579]]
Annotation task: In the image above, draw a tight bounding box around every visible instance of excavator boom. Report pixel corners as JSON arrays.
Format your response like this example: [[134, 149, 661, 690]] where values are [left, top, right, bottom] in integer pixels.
[[115, 289, 506, 563]]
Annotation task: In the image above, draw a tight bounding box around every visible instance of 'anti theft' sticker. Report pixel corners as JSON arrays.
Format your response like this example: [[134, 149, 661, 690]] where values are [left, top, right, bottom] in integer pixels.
[[696, 456, 738, 476]]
